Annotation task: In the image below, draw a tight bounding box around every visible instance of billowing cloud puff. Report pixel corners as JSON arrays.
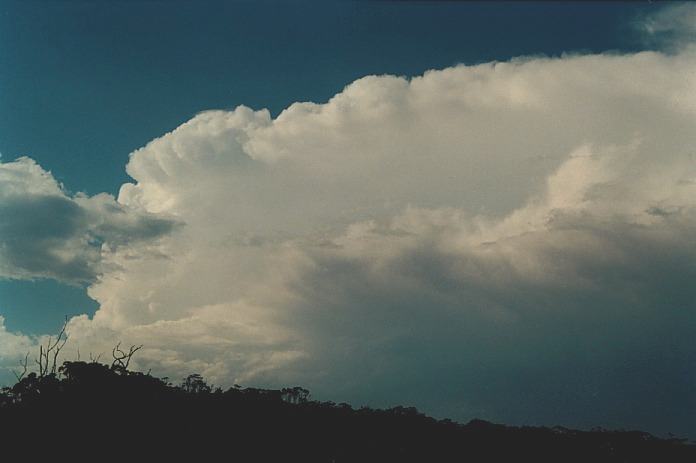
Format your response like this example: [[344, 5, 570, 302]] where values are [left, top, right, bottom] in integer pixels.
[[0, 157, 178, 284], [3, 42, 696, 435]]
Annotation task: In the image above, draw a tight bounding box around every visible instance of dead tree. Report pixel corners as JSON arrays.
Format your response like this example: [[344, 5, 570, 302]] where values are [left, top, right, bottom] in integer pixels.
[[111, 342, 143, 371], [12, 353, 29, 382], [35, 316, 69, 377]]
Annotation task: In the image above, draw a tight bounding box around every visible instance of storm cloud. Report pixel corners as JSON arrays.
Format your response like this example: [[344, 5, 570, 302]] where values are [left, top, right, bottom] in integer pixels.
[[2, 18, 696, 436]]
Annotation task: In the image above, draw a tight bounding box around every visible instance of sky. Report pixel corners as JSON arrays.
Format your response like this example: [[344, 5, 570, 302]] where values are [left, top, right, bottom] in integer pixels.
[[1, 0, 695, 438]]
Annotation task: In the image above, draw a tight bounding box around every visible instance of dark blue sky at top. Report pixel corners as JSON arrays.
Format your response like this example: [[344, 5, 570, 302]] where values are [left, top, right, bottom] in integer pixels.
[[0, 0, 659, 334]]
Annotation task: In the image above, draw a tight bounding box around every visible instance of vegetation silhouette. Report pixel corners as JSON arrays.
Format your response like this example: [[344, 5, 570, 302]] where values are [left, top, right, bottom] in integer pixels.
[[1, 352, 694, 462], [1, 319, 694, 462]]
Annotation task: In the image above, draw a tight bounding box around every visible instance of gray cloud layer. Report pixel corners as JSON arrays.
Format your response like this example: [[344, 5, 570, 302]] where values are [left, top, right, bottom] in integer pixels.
[[0, 157, 177, 284], [2, 13, 696, 436]]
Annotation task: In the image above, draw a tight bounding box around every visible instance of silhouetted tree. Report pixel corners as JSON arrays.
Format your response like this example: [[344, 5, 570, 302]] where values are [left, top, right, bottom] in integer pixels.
[[110, 342, 143, 372], [281, 386, 310, 404], [35, 316, 68, 377], [1, 342, 694, 462], [180, 373, 211, 394], [12, 352, 29, 382]]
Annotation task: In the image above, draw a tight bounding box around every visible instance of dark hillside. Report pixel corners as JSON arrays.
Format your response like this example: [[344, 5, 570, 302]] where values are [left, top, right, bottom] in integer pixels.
[[1, 361, 693, 462]]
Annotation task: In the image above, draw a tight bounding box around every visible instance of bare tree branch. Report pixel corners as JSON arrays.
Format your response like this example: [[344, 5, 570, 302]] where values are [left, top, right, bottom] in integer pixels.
[[36, 344, 44, 376], [12, 352, 29, 382], [34, 316, 69, 377], [111, 342, 144, 371]]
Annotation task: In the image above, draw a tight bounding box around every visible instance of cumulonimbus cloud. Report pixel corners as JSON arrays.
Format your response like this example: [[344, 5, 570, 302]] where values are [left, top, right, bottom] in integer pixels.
[[2, 25, 696, 436]]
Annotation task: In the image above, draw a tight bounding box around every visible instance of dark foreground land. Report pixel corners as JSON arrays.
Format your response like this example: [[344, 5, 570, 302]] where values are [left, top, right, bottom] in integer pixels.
[[1, 361, 693, 462]]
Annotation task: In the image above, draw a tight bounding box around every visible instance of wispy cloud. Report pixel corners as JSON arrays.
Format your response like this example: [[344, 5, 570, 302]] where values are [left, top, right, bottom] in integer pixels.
[[636, 2, 696, 50]]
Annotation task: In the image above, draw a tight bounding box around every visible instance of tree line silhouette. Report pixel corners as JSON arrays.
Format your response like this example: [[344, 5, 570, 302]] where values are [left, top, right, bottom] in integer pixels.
[[1, 324, 694, 461]]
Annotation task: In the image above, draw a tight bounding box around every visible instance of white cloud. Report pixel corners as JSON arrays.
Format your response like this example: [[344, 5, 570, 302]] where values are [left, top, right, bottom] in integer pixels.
[[0, 316, 33, 383], [3, 35, 696, 435]]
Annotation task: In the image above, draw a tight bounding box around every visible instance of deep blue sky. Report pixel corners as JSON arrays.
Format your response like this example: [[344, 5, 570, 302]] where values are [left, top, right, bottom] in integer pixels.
[[0, 0, 657, 334]]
